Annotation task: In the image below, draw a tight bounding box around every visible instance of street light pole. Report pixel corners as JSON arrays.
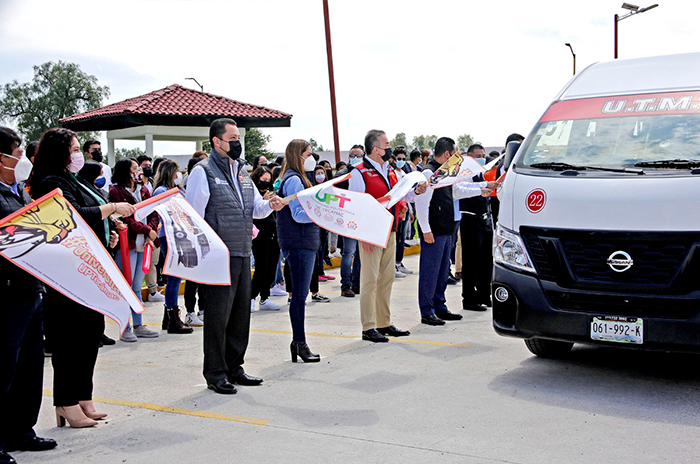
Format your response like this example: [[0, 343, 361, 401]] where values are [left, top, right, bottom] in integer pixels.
[[186, 77, 204, 92], [614, 3, 659, 59], [565, 43, 576, 75]]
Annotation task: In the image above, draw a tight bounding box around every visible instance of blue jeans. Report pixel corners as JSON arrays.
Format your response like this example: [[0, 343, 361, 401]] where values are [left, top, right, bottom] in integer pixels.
[[283, 248, 316, 343], [418, 234, 452, 317], [340, 237, 360, 290], [115, 248, 146, 325], [160, 240, 182, 309], [274, 254, 284, 286]]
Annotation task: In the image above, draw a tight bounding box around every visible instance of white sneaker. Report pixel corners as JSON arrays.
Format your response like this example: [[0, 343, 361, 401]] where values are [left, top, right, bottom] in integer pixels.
[[259, 298, 281, 311], [147, 290, 166, 302], [197, 310, 204, 321], [395, 268, 407, 278], [397, 263, 413, 274], [133, 324, 159, 338], [120, 324, 137, 343], [329, 249, 342, 258], [405, 239, 419, 246], [185, 312, 204, 326], [251, 299, 257, 313], [269, 284, 287, 297]]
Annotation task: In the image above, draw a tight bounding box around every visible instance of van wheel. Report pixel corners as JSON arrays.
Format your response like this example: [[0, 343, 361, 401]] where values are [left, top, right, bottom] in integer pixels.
[[524, 338, 573, 358]]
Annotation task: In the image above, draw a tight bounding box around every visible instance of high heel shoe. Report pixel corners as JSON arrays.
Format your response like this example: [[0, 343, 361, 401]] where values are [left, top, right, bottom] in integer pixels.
[[79, 400, 108, 420], [55, 405, 98, 428], [290, 342, 320, 363]]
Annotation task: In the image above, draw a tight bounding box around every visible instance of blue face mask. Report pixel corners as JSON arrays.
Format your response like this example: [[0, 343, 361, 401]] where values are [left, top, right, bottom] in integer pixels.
[[476, 157, 486, 166], [396, 160, 406, 169], [95, 177, 107, 188], [349, 157, 362, 167]]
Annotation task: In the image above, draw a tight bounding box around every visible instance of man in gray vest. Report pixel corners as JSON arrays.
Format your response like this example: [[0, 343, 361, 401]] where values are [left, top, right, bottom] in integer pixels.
[[186, 118, 284, 395]]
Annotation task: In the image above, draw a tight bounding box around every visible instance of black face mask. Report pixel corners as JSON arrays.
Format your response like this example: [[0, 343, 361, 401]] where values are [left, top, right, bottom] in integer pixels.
[[91, 150, 103, 163], [257, 180, 272, 192], [142, 167, 153, 178], [223, 139, 242, 160], [381, 147, 392, 162]]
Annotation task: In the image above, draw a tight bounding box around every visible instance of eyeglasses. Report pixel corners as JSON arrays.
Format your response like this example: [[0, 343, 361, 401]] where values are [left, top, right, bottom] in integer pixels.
[[349, 154, 362, 158], [396, 157, 406, 161]]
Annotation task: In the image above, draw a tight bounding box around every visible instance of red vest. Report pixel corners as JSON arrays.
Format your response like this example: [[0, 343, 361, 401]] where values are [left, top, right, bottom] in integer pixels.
[[356, 159, 406, 231], [484, 165, 499, 197]]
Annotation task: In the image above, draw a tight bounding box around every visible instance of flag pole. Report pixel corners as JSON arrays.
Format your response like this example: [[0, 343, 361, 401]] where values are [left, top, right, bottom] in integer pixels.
[[323, 0, 341, 164]]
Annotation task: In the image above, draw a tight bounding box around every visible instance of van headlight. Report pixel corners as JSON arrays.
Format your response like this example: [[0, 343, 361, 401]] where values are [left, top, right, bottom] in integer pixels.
[[493, 225, 536, 274]]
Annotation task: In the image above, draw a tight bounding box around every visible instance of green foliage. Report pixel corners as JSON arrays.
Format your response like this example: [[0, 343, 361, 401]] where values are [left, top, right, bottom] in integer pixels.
[[0, 60, 110, 143], [308, 138, 325, 152], [244, 128, 273, 165], [457, 134, 476, 151], [115, 147, 145, 161], [390, 132, 410, 151], [412, 134, 438, 151]]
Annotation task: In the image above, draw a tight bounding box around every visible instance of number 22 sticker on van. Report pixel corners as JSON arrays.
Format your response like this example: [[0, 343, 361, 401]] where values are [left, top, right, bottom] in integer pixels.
[[526, 188, 546, 213]]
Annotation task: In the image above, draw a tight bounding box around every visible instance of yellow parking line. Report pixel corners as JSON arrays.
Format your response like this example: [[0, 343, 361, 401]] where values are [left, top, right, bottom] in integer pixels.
[[42, 391, 268, 426]]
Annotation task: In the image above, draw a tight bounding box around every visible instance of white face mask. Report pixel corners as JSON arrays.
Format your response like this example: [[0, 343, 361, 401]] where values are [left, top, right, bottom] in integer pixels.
[[67, 152, 85, 173], [303, 155, 316, 172], [174, 171, 183, 186], [2, 153, 33, 183]]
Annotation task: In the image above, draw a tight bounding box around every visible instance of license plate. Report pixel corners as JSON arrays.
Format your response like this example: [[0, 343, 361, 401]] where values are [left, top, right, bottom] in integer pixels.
[[590, 316, 643, 344]]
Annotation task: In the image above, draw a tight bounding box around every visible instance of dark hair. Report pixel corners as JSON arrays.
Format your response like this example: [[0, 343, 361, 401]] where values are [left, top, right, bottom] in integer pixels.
[[319, 160, 331, 169], [350, 144, 365, 153], [78, 160, 103, 185], [489, 150, 500, 158], [112, 158, 137, 187], [152, 157, 165, 175], [154, 159, 179, 190], [26, 141, 39, 161], [505, 133, 524, 146], [193, 150, 207, 159], [266, 161, 279, 170], [335, 161, 347, 171], [275, 155, 284, 165], [31, 127, 78, 194], [187, 157, 203, 174], [409, 149, 421, 163], [250, 166, 272, 187], [434, 137, 455, 158], [392, 146, 406, 156], [82, 139, 100, 153], [467, 143, 485, 154], [136, 154, 152, 165], [271, 165, 282, 182], [253, 155, 268, 170], [209, 118, 237, 148], [0, 126, 21, 155], [364, 130, 385, 155], [313, 165, 327, 184], [312, 152, 320, 162]]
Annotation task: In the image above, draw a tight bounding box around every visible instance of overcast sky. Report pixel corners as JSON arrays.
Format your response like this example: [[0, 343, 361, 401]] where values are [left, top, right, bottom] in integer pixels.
[[1, 0, 698, 156]]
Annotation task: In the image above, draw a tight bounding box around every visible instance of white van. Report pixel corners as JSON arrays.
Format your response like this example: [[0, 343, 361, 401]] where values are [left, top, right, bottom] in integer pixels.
[[493, 52, 700, 357]]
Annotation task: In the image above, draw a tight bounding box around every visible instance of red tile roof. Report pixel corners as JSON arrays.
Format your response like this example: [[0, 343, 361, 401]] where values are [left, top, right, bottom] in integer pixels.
[[60, 84, 292, 123]]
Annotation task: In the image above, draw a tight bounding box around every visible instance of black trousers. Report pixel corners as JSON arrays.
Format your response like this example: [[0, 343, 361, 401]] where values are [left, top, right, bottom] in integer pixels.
[[284, 257, 319, 294], [251, 233, 280, 301], [460, 216, 494, 309], [184, 280, 199, 313], [199, 256, 251, 383], [43, 288, 104, 407], [0, 292, 44, 451]]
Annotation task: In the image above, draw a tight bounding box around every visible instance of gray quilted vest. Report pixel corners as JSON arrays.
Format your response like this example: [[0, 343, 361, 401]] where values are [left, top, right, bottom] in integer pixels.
[[199, 150, 255, 257]]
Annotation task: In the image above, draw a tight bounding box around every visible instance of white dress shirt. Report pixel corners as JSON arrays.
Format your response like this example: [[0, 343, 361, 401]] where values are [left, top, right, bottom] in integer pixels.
[[347, 157, 416, 203]]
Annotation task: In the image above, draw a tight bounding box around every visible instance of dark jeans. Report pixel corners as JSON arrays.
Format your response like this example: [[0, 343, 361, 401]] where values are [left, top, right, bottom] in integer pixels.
[[251, 233, 280, 301], [460, 217, 494, 309], [340, 237, 360, 290], [0, 292, 43, 451], [160, 241, 182, 309], [418, 234, 452, 317], [283, 249, 316, 343], [285, 254, 319, 294], [44, 288, 104, 406], [199, 256, 251, 383], [395, 217, 407, 263], [316, 229, 328, 276], [184, 280, 199, 313]]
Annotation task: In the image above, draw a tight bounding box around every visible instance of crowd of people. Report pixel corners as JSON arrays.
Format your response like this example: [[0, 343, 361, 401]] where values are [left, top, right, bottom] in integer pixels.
[[0, 119, 519, 463]]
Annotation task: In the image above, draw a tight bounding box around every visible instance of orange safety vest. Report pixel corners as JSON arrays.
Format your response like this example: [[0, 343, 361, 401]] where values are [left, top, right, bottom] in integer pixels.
[[484, 166, 498, 197]]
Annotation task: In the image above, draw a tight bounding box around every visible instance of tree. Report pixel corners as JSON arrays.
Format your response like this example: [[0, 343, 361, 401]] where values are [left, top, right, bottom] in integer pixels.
[[308, 138, 325, 152], [412, 134, 438, 151], [0, 60, 110, 142], [115, 147, 145, 161], [390, 132, 411, 150], [244, 128, 273, 165], [457, 134, 476, 151]]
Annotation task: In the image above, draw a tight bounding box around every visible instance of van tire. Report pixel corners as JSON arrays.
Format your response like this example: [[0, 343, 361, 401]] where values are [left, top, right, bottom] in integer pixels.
[[524, 338, 574, 358]]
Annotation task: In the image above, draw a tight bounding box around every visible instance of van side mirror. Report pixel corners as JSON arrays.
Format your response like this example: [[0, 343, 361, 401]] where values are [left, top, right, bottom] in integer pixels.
[[503, 141, 521, 171]]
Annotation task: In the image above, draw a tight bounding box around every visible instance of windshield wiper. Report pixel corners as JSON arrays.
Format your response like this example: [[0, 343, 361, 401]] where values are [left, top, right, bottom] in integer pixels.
[[530, 162, 645, 174], [633, 159, 700, 168]]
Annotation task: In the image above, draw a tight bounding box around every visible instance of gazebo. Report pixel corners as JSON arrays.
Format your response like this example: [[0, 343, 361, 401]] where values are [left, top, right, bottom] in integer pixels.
[[60, 84, 292, 164]]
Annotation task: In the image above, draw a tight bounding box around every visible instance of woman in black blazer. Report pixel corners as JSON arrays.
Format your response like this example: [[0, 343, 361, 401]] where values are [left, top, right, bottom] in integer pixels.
[[31, 128, 135, 428]]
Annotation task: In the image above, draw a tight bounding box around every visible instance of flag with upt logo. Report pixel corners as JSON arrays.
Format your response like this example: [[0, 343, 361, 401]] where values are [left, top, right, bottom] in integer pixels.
[[294, 174, 394, 248]]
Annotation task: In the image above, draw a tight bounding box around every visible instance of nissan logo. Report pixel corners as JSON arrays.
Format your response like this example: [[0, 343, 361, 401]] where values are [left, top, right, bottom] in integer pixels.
[[607, 251, 634, 273]]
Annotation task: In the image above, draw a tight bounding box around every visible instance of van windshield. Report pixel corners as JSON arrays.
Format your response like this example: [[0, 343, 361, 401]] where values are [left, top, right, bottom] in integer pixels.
[[518, 91, 700, 171]]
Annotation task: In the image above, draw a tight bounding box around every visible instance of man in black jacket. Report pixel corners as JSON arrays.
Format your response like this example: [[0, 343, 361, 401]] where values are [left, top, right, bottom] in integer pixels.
[[0, 127, 56, 463]]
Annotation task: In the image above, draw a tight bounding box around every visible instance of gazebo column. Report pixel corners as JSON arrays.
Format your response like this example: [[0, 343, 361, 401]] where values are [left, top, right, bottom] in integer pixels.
[[239, 127, 246, 158], [195, 140, 203, 151], [145, 133, 154, 158], [107, 137, 116, 166]]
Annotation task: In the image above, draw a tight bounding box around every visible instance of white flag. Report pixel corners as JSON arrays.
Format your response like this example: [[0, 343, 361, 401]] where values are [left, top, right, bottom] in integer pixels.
[[428, 153, 503, 188], [134, 189, 230, 285], [0, 189, 142, 334], [377, 171, 426, 209]]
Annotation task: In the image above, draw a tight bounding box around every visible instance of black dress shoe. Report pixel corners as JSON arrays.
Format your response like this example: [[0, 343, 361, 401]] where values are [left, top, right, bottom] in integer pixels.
[[341, 288, 355, 298], [447, 274, 460, 285], [230, 372, 263, 386], [5, 436, 57, 452], [351, 287, 360, 295], [101, 334, 116, 346], [421, 314, 446, 326], [0, 451, 16, 464], [435, 310, 463, 321], [207, 379, 237, 394], [362, 329, 389, 343], [464, 304, 489, 312], [377, 325, 410, 337]]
